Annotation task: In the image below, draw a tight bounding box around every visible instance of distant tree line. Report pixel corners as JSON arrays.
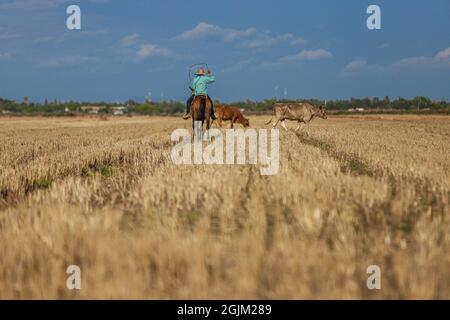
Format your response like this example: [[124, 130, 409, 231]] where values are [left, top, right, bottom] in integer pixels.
[[0, 96, 448, 115], [0, 98, 185, 115], [228, 96, 449, 112]]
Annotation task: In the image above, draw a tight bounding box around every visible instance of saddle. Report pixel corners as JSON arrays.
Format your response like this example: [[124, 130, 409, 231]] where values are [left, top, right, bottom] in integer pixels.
[[190, 95, 207, 108]]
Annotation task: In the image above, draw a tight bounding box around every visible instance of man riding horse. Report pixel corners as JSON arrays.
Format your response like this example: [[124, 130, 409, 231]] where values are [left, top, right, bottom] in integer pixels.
[[183, 67, 216, 120]]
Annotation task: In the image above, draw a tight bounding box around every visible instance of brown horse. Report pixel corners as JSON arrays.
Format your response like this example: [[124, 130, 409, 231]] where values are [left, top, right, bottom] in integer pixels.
[[190, 95, 212, 140]]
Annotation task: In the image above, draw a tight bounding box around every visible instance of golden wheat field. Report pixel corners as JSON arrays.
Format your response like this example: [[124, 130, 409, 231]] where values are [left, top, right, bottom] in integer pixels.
[[0, 114, 449, 299]]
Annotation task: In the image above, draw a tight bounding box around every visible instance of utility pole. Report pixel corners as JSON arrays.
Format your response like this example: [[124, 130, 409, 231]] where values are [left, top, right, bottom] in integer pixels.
[[146, 88, 152, 103]]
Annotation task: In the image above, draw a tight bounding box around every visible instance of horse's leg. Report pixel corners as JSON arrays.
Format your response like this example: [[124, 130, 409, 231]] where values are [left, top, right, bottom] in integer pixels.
[[295, 121, 301, 131], [206, 102, 211, 139], [206, 117, 211, 141], [281, 120, 288, 131], [200, 123, 203, 140], [194, 120, 200, 141]]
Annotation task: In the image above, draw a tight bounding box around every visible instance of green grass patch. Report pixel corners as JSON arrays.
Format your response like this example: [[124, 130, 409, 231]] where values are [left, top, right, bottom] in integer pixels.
[[295, 131, 377, 177], [80, 164, 114, 178], [81, 166, 90, 177], [99, 165, 113, 177], [33, 177, 53, 190], [181, 211, 203, 228]]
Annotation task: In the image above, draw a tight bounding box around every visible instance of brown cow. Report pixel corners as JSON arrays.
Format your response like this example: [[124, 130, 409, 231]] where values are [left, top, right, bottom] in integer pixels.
[[213, 105, 250, 128], [265, 102, 327, 133]]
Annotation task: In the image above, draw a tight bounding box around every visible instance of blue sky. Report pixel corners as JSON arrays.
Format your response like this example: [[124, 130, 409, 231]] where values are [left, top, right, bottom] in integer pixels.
[[0, 0, 449, 102]]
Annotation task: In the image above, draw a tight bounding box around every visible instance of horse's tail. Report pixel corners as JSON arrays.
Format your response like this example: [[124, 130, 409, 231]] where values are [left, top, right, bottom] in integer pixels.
[[200, 97, 206, 119]]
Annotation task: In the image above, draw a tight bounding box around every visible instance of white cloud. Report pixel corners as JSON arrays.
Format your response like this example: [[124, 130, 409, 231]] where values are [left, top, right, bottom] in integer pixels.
[[176, 22, 256, 42], [297, 49, 332, 60], [0, 0, 70, 10], [278, 33, 293, 41], [81, 29, 107, 36], [378, 43, 390, 49], [0, 52, 12, 60], [120, 34, 140, 47], [32, 30, 105, 45], [393, 56, 432, 67], [135, 43, 171, 61], [0, 32, 22, 40], [343, 59, 368, 72], [176, 22, 303, 48], [242, 33, 293, 48], [342, 46, 450, 73], [0, 0, 107, 10], [40, 55, 98, 68], [392, 47, 450, 68], [243, 35, 276, 48], [280, 49, 332, 63], [224, 28, 257, 42], [256, 49, 332, 70], [290, 37, 307, 46], [436, 47, 450, 60], [221, 59, 252, 73]]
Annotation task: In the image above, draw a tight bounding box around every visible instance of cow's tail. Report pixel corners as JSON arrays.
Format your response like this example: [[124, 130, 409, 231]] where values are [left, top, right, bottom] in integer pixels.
[[264, 117, 273, 125], [265, 106, 275, 125]]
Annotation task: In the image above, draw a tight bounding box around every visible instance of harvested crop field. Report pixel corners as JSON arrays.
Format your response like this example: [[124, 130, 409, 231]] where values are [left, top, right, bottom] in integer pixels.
[[0, 114, 449, 299]]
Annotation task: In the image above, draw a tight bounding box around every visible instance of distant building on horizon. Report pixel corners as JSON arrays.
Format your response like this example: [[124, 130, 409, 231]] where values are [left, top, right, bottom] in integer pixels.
[[79, 105, 127, 115], [111, 106, 126, 115], [80, 105, 106, 114]]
